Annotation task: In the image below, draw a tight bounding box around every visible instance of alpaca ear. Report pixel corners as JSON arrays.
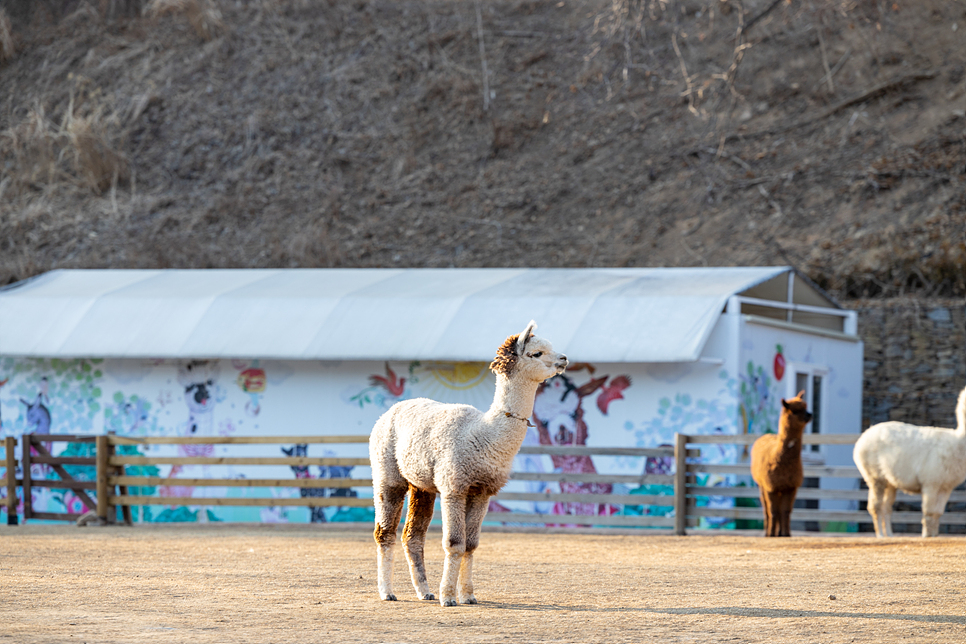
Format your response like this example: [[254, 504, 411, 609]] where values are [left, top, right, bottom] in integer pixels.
[[782, 399, 790, 410], [796, 390, 806, 400], [516, 320, 537, 355]]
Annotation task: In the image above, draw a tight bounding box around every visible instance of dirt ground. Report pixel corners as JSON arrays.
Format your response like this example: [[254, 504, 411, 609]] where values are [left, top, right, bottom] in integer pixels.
[[0, 524, 963, 643]]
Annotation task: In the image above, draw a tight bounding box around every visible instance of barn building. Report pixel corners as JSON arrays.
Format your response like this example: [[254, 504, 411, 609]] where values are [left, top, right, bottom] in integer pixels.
[[0, 267, 863, 524]]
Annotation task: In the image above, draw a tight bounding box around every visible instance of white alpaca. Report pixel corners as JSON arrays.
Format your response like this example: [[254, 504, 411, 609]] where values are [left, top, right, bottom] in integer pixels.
[[853, 384, 966, 537], [369, 320, 568, 606]]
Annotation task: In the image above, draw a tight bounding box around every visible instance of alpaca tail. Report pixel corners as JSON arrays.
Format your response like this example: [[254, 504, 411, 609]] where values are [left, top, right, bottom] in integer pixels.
[[956, 384, 966, 432]]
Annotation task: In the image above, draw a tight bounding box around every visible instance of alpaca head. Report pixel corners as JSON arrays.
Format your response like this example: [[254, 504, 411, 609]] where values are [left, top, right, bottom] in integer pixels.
[[781, 390, 812, 433], [489, 320, 568, 382]]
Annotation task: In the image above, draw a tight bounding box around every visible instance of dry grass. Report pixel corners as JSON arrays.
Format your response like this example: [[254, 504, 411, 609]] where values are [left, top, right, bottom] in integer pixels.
[[62, 93, 130, 194], [2, 107, 63, 192], [0, 0, 962, 294], [145, 0, 224, 41], [0, 7, 15, 65], [0, 79, 129, 197]]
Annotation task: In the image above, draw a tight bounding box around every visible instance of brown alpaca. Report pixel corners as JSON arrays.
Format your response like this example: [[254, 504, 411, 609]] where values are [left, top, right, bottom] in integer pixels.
[[750, 391, 813, 537]]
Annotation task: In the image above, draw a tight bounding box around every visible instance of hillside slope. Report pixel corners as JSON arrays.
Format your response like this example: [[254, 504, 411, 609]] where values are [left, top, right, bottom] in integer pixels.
[[1, 0, 964, 299]]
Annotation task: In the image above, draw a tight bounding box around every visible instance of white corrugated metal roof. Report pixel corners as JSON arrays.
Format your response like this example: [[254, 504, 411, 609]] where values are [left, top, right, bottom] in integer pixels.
[[0, 267, 830, 362]]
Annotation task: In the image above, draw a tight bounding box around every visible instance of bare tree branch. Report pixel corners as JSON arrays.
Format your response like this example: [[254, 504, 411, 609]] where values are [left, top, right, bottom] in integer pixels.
[[672, 32, 699, 117]]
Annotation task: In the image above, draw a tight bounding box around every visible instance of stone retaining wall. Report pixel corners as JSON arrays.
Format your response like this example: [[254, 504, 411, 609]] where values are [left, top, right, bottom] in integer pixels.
[[851, 298, 966, 429]]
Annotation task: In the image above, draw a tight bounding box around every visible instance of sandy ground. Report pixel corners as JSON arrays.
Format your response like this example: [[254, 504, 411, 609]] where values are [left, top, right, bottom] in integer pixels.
[[0, 524, 964, 644]]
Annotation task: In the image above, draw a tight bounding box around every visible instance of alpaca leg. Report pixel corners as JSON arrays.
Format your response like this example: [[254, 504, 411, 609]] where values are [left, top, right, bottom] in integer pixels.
[[759, 489, 772, 536], [373, 485, 407, 601], [765, 490, 782, 537], [438, 495, 467, 607], [458, 493, 490, 605], [880, 486, 897, 537], [867, 482, 894, 537], [866, 484, 884, 537], [778, 488, 797, 537], [403, 486, 437, 600], [920, 488, 952, 538]]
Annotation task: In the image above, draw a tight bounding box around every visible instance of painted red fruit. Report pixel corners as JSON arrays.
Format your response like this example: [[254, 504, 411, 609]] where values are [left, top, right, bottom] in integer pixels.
[[774, 345, 785, 381]]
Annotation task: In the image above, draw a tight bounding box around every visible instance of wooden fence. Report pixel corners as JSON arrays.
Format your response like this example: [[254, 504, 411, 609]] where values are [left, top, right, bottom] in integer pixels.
[[3, 432, 965, 534], [673, 433, 966, 535], [3, 436, 14, 524], [2, 434, 100, 524], [99, 434, 373, 524], [488, 444, 692, 530]]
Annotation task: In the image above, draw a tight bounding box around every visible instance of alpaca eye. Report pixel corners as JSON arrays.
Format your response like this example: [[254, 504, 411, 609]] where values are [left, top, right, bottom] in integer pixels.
[[531, 351, 543, 358]]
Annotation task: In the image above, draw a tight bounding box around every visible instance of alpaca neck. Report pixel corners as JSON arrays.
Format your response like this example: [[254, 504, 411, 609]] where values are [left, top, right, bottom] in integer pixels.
[[778, 418, 806, 444], [484, 373, 540, 447], [956, 386, 966, 433]]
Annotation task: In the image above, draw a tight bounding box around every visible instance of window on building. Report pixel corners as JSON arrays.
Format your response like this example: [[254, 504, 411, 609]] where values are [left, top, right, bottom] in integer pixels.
[[793, 368, 824, 453]]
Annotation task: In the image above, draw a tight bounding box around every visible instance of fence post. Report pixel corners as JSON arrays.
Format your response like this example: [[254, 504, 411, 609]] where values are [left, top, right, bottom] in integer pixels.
[[5, 436, 17, 525], [674, 433, 688, 536], [96, 434, 111, 523], [110, 432, 132, 526], [22, 434, 33, 522]]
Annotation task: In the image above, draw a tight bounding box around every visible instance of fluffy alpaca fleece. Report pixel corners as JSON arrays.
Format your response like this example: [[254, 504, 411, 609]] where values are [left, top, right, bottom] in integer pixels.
[[750, 391, 813, 537], [369, 320, 568, 606], [853, 384, 966, 538]]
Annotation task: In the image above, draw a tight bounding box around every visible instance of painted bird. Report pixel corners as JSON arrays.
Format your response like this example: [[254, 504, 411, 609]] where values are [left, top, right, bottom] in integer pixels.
[[596, 375, 631, 414], [369, 362, 406, 397]]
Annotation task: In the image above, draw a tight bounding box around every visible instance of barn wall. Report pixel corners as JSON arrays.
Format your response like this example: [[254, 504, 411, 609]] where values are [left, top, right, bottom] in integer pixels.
[[1, 349, 746, 525], [0, 357, 391, 523], [736, 319, 864, 441], [2, 306, 887, 527]]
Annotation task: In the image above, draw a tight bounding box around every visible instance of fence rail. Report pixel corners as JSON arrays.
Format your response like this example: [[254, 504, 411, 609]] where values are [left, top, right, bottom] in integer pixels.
[[96, 434, 371, 522], [2, 432, 964, 535]]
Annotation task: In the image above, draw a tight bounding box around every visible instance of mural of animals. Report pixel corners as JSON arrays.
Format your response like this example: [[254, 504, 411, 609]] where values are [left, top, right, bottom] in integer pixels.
[[530, 367, 631, 520], [282, 443, 360, 523]]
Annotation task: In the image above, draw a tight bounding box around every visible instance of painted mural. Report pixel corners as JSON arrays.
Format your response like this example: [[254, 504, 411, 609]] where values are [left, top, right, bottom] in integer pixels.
[[1, 357, 299, 523], [0, 356, 739, 526], [739, 354, 782, 438], [488, 365, 633, 525], [278, 443, 368, 523], [619, 369, 743, 528], [0, 335, 851, 527], [0, 357, 505, 524]]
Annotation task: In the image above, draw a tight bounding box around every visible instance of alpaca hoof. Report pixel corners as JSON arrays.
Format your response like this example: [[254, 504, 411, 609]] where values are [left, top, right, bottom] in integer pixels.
[[382, 593, 397, 601], [441, 598, 458, 607], [420, 593, 436, 601], [461, 595, 477, 605]]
